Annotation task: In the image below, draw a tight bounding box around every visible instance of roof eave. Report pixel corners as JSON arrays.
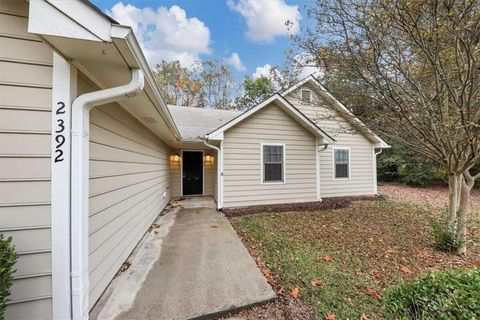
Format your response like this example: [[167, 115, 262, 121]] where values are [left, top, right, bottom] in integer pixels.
[[113, 26, 182, 140]]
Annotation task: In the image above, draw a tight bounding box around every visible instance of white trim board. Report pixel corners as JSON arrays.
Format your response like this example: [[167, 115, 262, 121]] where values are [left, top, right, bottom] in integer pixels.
[[51, 52, 76, 320], [316, 137, 321, 201]]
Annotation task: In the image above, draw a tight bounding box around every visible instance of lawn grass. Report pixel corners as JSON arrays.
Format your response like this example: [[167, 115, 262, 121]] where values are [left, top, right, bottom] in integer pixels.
[[232, 200, 480, 319]]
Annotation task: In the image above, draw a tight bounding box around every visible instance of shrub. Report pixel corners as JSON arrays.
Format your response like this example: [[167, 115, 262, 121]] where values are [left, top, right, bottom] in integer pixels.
[[377, 151, 446, 186], [398, 163, 444, 187], [430, 207, 462, 252], [384, 268, 480, 320], [377, 153, 405, 182], [0, 234, 16, 319]]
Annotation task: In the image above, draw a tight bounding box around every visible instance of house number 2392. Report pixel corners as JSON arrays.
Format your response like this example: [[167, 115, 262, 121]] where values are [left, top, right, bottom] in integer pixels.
[[54, 102, 66, 163]]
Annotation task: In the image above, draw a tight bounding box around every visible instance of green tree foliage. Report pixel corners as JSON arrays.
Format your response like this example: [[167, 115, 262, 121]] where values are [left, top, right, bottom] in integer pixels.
[[378, 144, 446, 186], [0, 234, 16, 319], [234, 76, 275, 110]]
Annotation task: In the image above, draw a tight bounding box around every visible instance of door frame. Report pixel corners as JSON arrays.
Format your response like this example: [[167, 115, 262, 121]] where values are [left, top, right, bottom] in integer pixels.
[[181, 150, 205, 196]]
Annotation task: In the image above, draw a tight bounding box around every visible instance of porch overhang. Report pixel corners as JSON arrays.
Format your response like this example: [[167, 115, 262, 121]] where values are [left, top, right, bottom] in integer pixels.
[[28, 0, 182, 146]]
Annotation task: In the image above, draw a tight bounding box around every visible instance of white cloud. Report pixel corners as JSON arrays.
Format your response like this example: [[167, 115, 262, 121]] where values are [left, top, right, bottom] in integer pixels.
[[252, 64, 283, 89], [227, 0, 301, 42], [226, 52, 246, 72], [252, 64, 274, 79], [108, 2, 211, 68]]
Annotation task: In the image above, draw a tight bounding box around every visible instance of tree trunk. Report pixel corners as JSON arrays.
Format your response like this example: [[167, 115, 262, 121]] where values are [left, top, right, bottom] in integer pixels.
[[448, 174, 459, 233], [456, 173, 474, 254], [456, 175, 462, 211]]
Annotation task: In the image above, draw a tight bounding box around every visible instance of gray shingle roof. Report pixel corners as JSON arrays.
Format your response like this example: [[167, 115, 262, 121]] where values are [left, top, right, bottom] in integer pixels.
[[167, 105, 241, 140]]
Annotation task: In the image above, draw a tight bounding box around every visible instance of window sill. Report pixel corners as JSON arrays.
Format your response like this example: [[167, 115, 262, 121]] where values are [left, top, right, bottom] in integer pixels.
[[261, 181, 286, 185]]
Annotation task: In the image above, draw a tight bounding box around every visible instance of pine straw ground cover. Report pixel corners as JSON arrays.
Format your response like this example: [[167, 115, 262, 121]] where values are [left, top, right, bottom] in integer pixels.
[[229, 200, 480, 319]]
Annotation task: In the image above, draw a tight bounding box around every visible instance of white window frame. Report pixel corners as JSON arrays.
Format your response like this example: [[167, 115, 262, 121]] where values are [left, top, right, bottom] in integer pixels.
[[300, 89, 312, 104], [333, 147, 351, 180], [260, 143, 286, 184]]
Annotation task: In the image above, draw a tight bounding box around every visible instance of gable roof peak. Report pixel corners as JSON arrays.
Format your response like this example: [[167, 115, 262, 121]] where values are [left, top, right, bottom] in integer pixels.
[[282, 74, 390, 148]]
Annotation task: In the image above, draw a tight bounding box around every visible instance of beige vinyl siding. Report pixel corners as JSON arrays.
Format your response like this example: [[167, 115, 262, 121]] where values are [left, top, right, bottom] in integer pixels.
[[210, 150, 218, 201], [170, 149, 216, 197], [0, 2, 54, 319], [170, 151, 181, 196], [222, 103, 317, 208], [286, 85, 376, 197], [204, 150, 216, 196], [78, 77, 172, 309]]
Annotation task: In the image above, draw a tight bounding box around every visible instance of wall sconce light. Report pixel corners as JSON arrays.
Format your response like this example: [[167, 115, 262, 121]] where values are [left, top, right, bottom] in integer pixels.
[[204, 153, 214, 165], [172, 153, 179, 161]]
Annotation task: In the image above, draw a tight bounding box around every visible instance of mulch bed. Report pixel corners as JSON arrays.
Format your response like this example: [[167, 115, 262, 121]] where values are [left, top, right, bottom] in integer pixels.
[[223, 195, 383, 218]]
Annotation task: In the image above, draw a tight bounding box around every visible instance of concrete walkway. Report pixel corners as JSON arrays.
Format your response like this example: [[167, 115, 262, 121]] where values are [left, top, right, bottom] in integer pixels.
[[110, 198, 276, 320]]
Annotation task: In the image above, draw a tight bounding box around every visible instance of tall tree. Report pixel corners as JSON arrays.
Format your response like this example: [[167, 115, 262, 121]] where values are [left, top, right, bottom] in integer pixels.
[[153, 60, 202, 106], [194, 60, 237, 109], [296, 0, 480, 253], [234, 76, 275, 110]]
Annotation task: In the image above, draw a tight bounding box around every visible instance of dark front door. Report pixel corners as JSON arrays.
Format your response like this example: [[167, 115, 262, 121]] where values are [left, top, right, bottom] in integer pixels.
[[182, 151, 203, 196]]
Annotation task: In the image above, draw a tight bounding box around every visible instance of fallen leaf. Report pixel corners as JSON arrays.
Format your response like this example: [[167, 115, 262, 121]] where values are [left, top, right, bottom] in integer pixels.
[[261, 268, 275, 286], [400, 266, 413, 274], [473, 260, 480, 266], [120, 261, 131, 272], [371, 270, 382, 279], [325, 313, 336, 320], [366, 289, 382, 300], [323, 256, 334, 263], [289, 287, 300, 299], [148, 223, 160, 232], [277, 286, 285, 295], [360, 314, 370, 320], [311, 279, 322, 287]]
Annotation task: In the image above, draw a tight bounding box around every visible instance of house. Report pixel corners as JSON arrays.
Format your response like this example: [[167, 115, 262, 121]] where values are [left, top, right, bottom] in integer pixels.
[[0, 1, 389, 319]]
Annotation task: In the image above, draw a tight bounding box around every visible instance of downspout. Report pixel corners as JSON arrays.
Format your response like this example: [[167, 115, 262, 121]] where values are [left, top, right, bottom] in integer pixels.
[[316, 143, 329, 202], [70, 69, 144, 320], [373, 148, 383, 195], [203, 137, 223, 210]]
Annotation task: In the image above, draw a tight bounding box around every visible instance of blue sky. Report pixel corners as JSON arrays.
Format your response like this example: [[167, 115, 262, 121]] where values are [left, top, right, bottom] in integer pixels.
[[91, 0, 309, 81]]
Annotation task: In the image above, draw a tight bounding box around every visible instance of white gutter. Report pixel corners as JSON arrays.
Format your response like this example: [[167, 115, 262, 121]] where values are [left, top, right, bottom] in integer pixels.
[[373, 148, 383, 195], [70, 69, 144, 320], [203, 138, 223, 210]]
